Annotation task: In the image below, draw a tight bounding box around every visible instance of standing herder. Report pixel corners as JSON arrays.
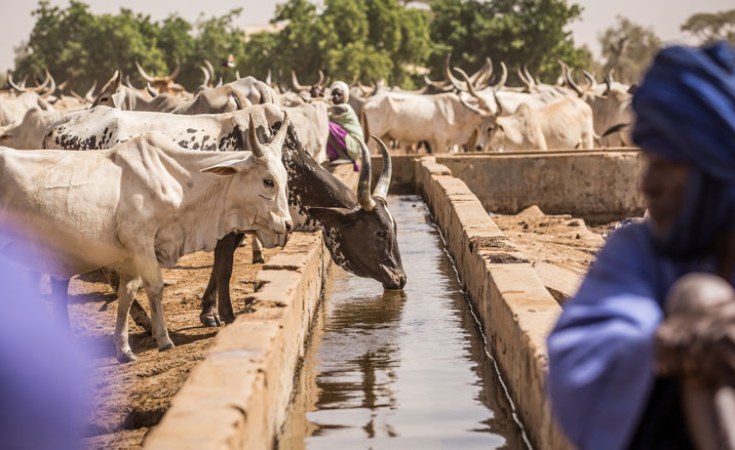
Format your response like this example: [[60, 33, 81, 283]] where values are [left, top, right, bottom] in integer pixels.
[[326, 81, 365, 171]]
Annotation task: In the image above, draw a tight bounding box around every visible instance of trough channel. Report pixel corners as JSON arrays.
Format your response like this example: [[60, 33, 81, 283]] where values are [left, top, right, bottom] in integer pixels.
[[276, 195, 529, 449]]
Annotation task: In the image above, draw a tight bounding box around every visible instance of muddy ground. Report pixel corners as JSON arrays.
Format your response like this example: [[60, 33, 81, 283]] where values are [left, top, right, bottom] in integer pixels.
[[63, 202, 622, 449], [59, 239, 279, 449]]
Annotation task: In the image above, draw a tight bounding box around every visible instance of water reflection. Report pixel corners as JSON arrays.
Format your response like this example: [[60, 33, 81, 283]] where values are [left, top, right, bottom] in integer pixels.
[[278, 196, 527, 450]]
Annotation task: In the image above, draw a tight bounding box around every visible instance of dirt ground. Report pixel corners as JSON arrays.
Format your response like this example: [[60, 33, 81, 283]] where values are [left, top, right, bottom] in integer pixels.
[[491, 205, 626, 300], [58, 239, 279, 450]]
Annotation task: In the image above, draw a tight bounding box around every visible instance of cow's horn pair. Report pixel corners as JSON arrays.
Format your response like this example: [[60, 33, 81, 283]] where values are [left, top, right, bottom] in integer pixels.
[[247, 112, 290, 158], [357, 135, 392, 212], [136, 61, 180, 82]]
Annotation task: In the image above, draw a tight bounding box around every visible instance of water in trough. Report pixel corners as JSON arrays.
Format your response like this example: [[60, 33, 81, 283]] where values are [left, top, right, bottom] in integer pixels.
[[277, 195, 530, 450]]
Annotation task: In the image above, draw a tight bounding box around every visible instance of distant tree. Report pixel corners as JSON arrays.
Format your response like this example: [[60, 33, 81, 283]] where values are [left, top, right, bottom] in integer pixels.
[[427, 0, 592, 85], [681, 9, 735, 45], [13, 1, 251, 92], [599, 16, 661, 84], [264, 0, 431, 88]]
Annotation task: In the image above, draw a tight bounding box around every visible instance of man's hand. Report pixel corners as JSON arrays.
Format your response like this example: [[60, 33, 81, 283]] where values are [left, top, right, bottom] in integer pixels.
[[655, 273, 735, 387]]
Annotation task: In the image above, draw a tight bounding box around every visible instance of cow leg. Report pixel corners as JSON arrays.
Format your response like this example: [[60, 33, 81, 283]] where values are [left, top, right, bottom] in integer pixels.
[[134, 256, 174, 353], [251, 234, 265, 264], [114, 262, 142, 363], [200, 232, 242, 327], [130, 300, 153, 334], [50, 277, 71, 329]]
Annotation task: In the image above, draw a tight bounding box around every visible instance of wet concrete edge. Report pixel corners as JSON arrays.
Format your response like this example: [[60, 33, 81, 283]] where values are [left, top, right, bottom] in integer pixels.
[[416, 156, 572, 450]]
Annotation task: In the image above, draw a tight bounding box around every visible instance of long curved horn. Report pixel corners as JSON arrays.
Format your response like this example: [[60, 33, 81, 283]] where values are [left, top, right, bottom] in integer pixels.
[[265, 69, 272, 86], [557, 60, 568, 86], [493, 62, 508, 90], [603, 73, 612, 96], [444, 57, 465, 91], [523, 65, 536, 88], [583, 70, 596, 89], [40, 69, 56, 97], [317, 70, 325, 86], [291, 70, 308, 92], [248, 115, 265, 158], [125, 75, 139, 90], [204, 60, 216, 79], [70, 90, 85, 102], [235, 70, 241, 80], [494, 90, 506, 115], [57, 77, 70, 92], [31, 70, 51, 93], [145, 82, 159, 98], [270, 112, 290, 151], [474, 57, 494, 87], [199, 65, 210, 87], [136, 62, 155, 82], [456, 68, 493, 115], [84, 80, 97, 103], [371, 135, 392, 200], [517, 66, 531, 90], [7, 71, 26, 93], [357, 138, 376, 212], [566, 69, 583, 97], [215, 77, 223, 88], [166, 61, 180, 81]]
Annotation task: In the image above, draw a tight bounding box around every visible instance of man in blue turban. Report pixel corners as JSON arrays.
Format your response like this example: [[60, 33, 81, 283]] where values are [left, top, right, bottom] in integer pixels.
[[547, 41, 735, 450]]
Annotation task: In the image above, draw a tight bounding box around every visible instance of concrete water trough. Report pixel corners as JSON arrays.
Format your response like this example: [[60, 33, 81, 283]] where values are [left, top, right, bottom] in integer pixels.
[[144, 149, 645, 450]]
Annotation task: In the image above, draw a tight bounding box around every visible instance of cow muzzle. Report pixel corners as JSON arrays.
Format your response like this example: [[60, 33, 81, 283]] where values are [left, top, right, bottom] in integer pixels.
[[382, 268, 407, 290]]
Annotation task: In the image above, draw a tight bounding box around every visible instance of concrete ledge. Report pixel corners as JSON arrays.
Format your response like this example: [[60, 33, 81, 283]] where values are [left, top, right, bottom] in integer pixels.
[[417, 157, 570, 449], [374, 150, 644, 223], [144, 232, 329, 450]]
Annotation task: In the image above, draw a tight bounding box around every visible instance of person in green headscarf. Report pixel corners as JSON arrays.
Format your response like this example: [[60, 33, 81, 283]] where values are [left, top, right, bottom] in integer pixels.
[[326, 81, 365, 171]]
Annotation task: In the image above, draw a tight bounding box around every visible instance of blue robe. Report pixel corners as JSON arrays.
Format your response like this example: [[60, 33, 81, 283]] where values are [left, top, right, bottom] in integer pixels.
[[547, 222, 717, 450]]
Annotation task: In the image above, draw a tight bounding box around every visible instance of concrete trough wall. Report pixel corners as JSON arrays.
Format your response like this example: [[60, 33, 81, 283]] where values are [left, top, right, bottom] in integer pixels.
[[417, 157, 570, 449], [374, 149, 646, 222], [144, 231, 330, 450]]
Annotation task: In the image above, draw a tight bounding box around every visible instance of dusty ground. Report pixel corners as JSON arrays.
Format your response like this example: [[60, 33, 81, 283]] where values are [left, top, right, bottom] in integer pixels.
[[491, 205, 626, 301], [58, 239, 279, 450]]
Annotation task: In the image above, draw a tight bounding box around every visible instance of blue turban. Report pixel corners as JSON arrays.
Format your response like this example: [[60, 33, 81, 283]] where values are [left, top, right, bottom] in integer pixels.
[[632, 41, 735, 258]]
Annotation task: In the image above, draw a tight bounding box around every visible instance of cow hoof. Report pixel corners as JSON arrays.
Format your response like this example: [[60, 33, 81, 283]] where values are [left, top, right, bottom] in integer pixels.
[[252, 254, 265, 264], [200, 313, 223, 327], [117, 351, 138, 364], [158, 341, 175, 352]]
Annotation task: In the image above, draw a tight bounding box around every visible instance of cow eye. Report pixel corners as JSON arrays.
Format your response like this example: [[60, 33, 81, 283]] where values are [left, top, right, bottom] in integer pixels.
[[263, 178, 274, 188], [376, 230, 387, 239]]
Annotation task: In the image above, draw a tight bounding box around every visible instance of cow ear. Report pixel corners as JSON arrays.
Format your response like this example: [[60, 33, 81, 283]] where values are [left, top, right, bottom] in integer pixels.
[[201, 157, 253, 175], [307, 206, 355, 227], [111, 90, 125, 109]]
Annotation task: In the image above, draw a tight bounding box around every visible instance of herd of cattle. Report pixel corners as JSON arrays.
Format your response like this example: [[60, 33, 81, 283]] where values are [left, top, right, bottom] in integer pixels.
[[0, 56, 632, 362]]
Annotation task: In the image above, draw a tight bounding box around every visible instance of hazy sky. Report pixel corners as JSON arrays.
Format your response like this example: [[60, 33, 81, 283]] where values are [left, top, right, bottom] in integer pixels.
[[1, 0, 733, 72]]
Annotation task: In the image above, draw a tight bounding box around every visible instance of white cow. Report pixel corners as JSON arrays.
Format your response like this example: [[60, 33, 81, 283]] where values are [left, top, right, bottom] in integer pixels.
[[361, 90, 495, 153], [0, 123, 292, 362], [0, 108, 63, 149], [484, 95, 596, 151], [0, 92, 54, 127]]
